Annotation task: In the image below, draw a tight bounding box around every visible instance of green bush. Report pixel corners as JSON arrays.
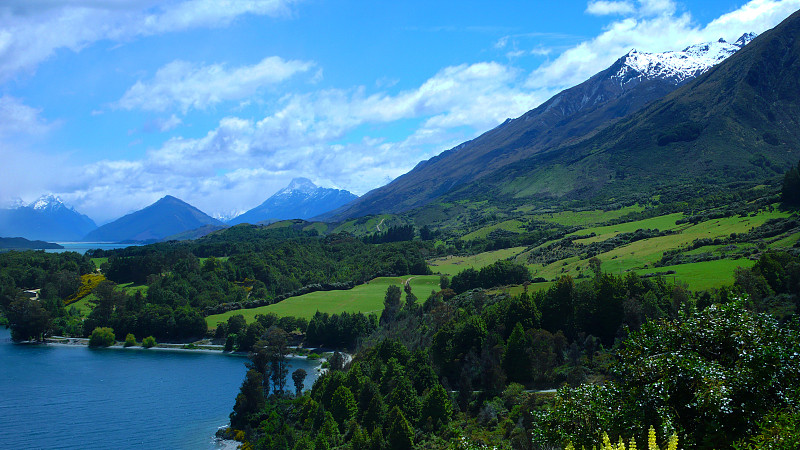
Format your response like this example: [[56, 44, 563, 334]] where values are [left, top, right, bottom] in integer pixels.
[[88, 327, 115, 347], [124, 333, 137, 347], [142, 335, 157, 348]]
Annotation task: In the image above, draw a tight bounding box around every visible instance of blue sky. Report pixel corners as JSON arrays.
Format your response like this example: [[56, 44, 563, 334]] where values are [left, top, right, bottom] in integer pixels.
[[0, 0, 798, 223]]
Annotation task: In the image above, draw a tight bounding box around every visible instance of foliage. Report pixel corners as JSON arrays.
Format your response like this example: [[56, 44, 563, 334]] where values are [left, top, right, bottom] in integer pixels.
[[782, 160, 800, 205], [564, 426, 678, 450], [450, 260, 530, 294], [305, 310, 376, 348], [6, 295, 51, 341], [292, 368, 307, 396], [615, 301, 800, 447], [64, 273, 106, 305], [124, 333, 137, 347], [142, 335, 156, 348], [88, 327, 115, 347]]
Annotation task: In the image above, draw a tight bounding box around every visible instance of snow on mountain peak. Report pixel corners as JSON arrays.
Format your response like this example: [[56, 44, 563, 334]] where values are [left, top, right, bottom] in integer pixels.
[[614, 33, 756, 85], [30, 194, 69, 211], [279, 177, 318, 195]]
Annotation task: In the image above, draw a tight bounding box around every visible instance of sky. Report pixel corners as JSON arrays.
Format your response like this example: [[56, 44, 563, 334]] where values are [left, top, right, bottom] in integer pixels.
[[0, 0, 798, 223]]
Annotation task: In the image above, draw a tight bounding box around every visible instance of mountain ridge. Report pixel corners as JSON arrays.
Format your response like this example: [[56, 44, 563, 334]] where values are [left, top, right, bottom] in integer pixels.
[[231, 178, 357, 225], [320, 33, 757, 221], [0, 195, 97, 241], [83, 195, 225, 242]]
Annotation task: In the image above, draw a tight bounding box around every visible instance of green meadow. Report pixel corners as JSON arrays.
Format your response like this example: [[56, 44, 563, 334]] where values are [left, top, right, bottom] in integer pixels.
[[428, 246, 527, 276], [206, 275, 441, 327]]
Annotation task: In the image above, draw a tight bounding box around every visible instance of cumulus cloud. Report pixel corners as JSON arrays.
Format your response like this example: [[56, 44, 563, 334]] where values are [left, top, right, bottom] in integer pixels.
[[58, 61, 544, 221], [586, 1, 636, 16], [0, 96, 55, 137], [0, 0, 301, 80], [532, 0, 800, 91], [117, 56, 314, 113]]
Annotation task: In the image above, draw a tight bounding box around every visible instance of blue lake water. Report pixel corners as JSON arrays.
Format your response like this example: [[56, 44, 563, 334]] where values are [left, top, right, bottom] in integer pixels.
[[0, 328, 321, 449], [45, 242, 137, 254]]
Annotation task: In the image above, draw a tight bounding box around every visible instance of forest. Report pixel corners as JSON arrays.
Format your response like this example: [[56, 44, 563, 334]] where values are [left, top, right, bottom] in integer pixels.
[[1, 181, 800, 448], [212, 249, 800, 449]]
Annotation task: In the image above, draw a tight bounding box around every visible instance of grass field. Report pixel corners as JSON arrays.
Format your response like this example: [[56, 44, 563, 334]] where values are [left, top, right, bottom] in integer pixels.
[[91, 257, 108, 268], [570, 213, 685, 244], [527, 205, 644, 227], [70, 294, 96, 316], [118, 282, 149, 295], [631, 259, 755, 291], [460, 220, 527, 241], [206, 275, 441, 327], [528, 208, 792, 289], [428, 247, 527, 276]]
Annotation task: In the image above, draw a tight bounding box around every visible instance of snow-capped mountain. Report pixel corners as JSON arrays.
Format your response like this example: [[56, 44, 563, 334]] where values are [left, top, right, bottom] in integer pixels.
[[323, 33, 757, 220], [615, 33, 757, 85], [0, 194, 97, 241], [30, 194, 72, 212], [213, 209, 247, 223], [229, 178, 358, 225]]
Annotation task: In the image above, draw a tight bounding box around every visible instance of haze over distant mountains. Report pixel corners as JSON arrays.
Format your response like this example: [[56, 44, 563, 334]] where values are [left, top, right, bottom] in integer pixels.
[[4, 13, 799, 242], [321, 32, 764, 220], [82, 195, 226, 243], [229, 178, 357, 225], [0, 195, 97, 242]]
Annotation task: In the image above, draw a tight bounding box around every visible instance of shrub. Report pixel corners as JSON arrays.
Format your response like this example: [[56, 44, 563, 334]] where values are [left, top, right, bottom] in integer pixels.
[[88, 327, 115, 347], [124, 333, 137, 347], [142, 336, 157, 348], [64, 273, 106, 305]]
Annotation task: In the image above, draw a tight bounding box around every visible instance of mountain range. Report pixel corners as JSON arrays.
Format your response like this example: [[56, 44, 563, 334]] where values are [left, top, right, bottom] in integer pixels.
[[229, 178, 358, 225], [0, 195, 97, 241], [0, 178, 359, 242], [320, 31, 765, 220], [4, 11, 799, 242]]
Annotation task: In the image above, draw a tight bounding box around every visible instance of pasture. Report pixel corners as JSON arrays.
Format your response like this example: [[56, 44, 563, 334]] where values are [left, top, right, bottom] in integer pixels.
[[206, 275, 441, 327]]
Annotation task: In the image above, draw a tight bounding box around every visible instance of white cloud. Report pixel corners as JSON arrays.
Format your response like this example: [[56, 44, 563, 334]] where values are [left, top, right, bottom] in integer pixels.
[[702, 0, 800, 40], [117, 56, 314, 113], [586, 1, 636, 16], [9, 0, 800, 223], [56, 60, 545, 221], [532, 0, 800, 91], [0, 0, 302, 81], [0, 96, 54, 137], [637, 0, 676, 16]]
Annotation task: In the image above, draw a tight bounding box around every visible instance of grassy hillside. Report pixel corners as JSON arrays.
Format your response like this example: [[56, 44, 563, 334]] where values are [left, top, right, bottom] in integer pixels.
[[205, 275, 441, 326]]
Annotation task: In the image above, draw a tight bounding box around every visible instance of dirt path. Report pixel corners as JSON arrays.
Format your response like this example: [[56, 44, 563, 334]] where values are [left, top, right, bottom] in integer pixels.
[[376, 218, 385, 232]]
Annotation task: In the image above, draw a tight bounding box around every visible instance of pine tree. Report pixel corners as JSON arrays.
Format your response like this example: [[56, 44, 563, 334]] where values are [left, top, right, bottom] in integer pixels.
[[420, 383, 452, 428], [387, 406, 414, 450], [503, 322, 532, 383], [330, 386, 357, 427]]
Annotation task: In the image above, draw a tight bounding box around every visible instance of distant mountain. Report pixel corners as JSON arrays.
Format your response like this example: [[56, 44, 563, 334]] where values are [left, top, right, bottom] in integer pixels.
[[321, 33, 756, 220], [0, 194, 97, 241], [0, 237, 63, 250], [82, 195, 225, 242], [230, 178, 358, 225], [161, 224, 228, 242]]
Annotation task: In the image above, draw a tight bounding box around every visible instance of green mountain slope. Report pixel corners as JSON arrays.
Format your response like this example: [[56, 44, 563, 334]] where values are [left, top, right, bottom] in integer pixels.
[[464, 9, 800, 203]]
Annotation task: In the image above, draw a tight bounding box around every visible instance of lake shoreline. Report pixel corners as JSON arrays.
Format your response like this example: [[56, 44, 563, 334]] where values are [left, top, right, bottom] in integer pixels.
[[42, 336, 332, 367]]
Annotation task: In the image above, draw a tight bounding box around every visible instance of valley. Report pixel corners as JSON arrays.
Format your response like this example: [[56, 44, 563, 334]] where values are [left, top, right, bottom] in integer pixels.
[[2, 5, 800, 450]]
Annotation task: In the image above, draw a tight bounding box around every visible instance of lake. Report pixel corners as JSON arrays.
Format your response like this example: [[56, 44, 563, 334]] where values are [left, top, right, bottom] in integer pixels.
[[45, 242, 138, 254], [0, 328, 321, 449]]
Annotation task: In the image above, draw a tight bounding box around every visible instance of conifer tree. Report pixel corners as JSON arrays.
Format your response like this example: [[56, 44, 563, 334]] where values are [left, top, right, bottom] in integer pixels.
[[387, 406, 414, 450], [503, 322, 532, 383]]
